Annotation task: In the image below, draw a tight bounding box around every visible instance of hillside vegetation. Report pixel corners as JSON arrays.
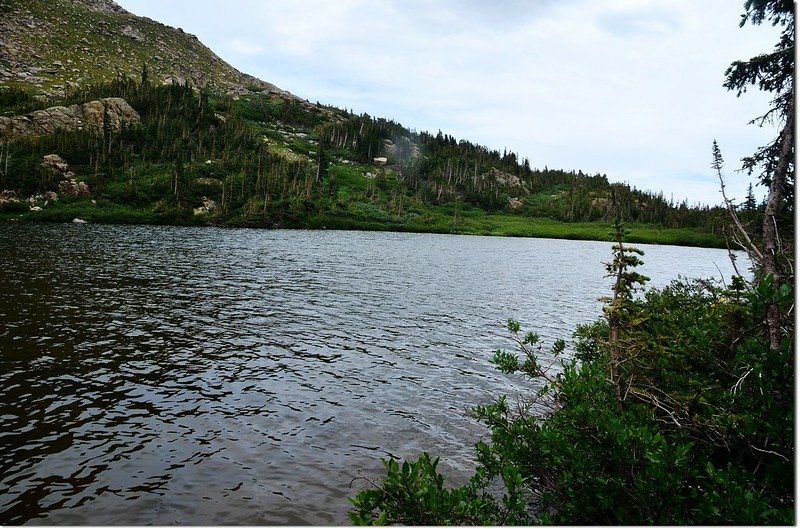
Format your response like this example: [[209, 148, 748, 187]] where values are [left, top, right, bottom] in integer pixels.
[[0, 0, 744, 247], [0, 75, 734, 246]]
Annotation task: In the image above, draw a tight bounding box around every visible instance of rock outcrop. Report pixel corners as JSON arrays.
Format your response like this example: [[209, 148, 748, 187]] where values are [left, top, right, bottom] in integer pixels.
[[0, 189, 22, 207], [41, 154, 90, 197], [508, 197, 524, 210], [0, 97, 140, 139], [484, 167, 524, 188], [121, 24, 144, 41], [77, 0, 129, 15], [1, 186, 61, 211]]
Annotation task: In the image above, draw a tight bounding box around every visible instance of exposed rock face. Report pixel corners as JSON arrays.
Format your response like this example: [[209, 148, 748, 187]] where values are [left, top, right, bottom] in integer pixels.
[[0, 189, 21, 205], [381, 136, 420, 164], [484, 167, 523, 188], [193, 197, 218, 216], [42, 154, 69, 172], [0, 97, 140, 139], [41, 154, 90, 197]]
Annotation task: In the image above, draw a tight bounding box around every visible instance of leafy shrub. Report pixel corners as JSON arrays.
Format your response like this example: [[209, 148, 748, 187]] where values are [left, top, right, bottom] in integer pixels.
[[349, 245, 794, 525]]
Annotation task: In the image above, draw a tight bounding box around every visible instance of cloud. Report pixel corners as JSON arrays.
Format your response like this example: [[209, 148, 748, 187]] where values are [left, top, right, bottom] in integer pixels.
[[252, 0, 372, 58], [591, 0, 684, 37], [228, 39, 265, 55]]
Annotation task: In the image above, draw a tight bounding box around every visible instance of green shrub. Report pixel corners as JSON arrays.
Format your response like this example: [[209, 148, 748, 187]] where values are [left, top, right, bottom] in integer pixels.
[[349, 246, 794, 525]]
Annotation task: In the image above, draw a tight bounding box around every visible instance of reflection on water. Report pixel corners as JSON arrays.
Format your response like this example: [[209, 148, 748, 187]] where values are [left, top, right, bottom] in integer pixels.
[[0, 224, 740, 524]]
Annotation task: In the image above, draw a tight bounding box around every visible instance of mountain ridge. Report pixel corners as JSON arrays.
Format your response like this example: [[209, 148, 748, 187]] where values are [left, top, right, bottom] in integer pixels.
[[0, 0, 299, 101]]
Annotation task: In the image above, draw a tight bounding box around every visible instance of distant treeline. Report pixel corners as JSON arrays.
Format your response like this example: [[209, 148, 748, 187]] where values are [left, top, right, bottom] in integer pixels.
[[317, 113, 760, 232]]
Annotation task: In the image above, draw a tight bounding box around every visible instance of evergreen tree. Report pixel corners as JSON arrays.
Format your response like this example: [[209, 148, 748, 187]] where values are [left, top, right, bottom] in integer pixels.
[[140, 63, 150, 90], [724, 0, 794, 351], [724, 0, 794, 198], [102, 104, 112, 156], [744, 183, 757, 210]]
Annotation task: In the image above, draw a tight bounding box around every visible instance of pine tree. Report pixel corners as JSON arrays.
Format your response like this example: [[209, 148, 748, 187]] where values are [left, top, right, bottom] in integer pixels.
[[744, 183, 757, 210], [602, 221, 649, 410]]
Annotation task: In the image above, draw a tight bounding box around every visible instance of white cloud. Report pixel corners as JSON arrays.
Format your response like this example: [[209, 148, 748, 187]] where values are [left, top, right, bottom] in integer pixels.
[[228, 39, 265, 55]]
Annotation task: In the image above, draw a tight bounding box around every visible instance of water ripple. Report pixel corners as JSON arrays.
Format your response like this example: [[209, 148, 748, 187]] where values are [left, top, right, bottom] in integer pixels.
[[0, 224, 741, 524]]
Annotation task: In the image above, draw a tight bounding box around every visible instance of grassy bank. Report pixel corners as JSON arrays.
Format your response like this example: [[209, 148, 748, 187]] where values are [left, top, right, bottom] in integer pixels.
[[1, 198, 726, 248]]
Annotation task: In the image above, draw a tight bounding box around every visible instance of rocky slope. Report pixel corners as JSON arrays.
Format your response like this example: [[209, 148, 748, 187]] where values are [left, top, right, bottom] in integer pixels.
[[0, 0, 293, 99]]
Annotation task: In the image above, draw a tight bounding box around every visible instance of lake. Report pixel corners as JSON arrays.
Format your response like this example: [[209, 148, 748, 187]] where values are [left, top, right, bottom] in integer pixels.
[[0, 224, 742, 524]]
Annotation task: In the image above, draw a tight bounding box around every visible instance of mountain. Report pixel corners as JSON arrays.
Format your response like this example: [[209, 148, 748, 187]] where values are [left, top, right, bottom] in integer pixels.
[[0, 0, 291, 99], [0, 0, 731, 247]]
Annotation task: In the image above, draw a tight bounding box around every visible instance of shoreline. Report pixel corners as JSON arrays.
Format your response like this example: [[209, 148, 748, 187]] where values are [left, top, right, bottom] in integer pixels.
[[1, 206, 727, 249]]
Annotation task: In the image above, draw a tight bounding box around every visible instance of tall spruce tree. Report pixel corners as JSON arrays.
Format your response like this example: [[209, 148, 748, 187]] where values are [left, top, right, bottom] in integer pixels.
[[723, 0, 794, 351], [744, 183, 757, 210]]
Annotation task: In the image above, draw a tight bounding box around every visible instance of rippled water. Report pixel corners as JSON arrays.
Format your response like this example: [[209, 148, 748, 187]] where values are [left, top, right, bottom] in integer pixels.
[[0, 224, 741, 524]]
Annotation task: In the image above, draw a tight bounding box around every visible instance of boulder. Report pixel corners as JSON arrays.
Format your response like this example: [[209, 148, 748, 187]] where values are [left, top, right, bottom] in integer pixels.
[[373, 157, 388, 166], [60, 178, 90, 197], [0, 189, 20, 204], [193, 196, 218, 216], [42, 153, 69, 172], [121, 25, 144, 41]]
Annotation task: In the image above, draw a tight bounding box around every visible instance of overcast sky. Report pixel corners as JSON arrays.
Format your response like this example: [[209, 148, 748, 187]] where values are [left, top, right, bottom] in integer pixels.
[[115, 0, 780, 206]]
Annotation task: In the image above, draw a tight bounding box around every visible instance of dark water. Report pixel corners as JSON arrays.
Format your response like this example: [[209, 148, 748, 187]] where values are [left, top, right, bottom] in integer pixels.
[[0, 224, 740, 525]]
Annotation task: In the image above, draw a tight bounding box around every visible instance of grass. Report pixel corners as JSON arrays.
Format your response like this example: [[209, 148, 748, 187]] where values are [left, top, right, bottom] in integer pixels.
[[281, 208, 726, 248], [2, 200, 157, 225], [1, 197, 726, 248], [409, 212, 724, 247]]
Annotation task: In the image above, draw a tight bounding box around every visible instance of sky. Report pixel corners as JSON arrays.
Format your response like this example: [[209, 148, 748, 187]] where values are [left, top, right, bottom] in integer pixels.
[[114, 0, 781, 206]]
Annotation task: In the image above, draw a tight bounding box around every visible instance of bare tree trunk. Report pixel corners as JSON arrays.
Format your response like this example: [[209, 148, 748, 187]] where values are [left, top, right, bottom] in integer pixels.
[[761, 95, 794, 351], [609, 263, 624, 412], [714, 143, 763, 264]]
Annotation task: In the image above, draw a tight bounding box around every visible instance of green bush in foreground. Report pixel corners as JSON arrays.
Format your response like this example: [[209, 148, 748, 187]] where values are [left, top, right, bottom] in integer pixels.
[[348, 238, 794, 525]]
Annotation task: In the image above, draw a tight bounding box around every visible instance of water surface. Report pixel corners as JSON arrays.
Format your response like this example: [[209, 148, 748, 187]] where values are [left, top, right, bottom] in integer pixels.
[[0, 224, 741, 524]]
